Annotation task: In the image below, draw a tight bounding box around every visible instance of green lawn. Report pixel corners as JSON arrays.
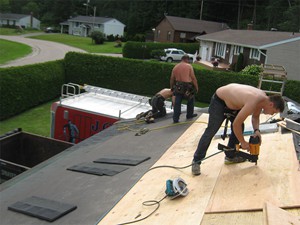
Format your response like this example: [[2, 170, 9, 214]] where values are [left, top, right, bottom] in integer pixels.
[[29, 34, 123, 53], [0, 27, 42, 35], [0, 39, 32, 64], [0, 100, 54, 137]]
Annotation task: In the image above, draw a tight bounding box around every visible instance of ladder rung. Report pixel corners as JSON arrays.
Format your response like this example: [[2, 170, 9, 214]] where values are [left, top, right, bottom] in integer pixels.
[[263, 90, 282, 94], [261, 79, 284, 84]]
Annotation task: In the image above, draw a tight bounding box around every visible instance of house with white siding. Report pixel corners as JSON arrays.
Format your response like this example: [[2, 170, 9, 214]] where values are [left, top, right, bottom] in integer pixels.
[[0, 13, 40, 29], [196, 29, 300, 81], [60, 16, 125, 37]]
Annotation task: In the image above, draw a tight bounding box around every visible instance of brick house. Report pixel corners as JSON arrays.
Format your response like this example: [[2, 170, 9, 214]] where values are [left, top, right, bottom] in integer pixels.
[[153, 15, 229, 43]]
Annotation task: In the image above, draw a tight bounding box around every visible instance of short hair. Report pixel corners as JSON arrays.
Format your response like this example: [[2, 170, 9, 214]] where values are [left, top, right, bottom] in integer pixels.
[[269, 95, 285, 112], [181, 54, 190, 61]]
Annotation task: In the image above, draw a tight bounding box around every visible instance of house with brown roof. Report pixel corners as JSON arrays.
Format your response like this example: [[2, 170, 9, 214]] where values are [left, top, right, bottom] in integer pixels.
[[153, 15, 229, 43], [196, 29, 300, 81]]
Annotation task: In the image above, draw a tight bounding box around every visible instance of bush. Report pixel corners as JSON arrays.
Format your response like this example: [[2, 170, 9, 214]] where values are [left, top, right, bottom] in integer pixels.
[[123, 41, 199, 59], [64, 52, 300, 104], [91, 31, 106, 44], [64, 52, 256, 103], [0, 60, 65, 120], [284, 80, 300, 103], [150, 49, 166, 59], [106, 34, 115, 42], [241, 64, 263, 76]]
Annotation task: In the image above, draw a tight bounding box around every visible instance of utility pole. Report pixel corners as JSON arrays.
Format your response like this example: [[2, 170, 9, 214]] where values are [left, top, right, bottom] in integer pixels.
[[237, 0, 241, 29], [85, 0, 90, 16], [200, 0, 204, 20]]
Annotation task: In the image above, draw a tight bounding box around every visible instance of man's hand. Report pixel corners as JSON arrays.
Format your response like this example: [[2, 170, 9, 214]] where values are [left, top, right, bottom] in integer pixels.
[[241, 141, 250, 151], [253, 130, 262, 145]]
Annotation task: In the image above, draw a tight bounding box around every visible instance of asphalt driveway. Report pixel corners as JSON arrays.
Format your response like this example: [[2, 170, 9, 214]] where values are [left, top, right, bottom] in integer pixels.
[[0, 34, 86, 68]]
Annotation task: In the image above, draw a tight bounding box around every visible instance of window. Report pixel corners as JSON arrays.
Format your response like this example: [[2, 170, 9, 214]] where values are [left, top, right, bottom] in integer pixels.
[[215, 43, 226, 58], [250, 48, 260, 60], [234, 45, 243, 55], [167, 31, 171, 41], [180, 33, 186, 38], [75, 22, 80, 27], [156, 30, 160, 38]]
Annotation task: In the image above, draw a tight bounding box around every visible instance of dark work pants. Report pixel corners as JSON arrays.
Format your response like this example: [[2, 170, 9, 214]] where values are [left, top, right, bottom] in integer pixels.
[[144, 95, 166, 119], [173, 93, 194, 122], [151, 95, 166, 118], [193, 94, 244, 163]]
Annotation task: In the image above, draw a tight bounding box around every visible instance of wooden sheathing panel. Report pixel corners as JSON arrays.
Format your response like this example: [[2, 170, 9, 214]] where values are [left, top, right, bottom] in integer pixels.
[[263, 202, 300, 225], [206, 131, 300, 213], [201, 208, 300, 225], [98, 114, 226, 225]]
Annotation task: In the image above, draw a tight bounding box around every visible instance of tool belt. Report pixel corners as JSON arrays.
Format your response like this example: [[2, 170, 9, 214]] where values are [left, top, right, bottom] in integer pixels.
[[174, 81, 195, 99]]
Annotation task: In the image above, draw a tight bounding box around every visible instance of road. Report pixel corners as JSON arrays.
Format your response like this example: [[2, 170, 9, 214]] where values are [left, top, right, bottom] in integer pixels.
[[0, 34, 86, 68]]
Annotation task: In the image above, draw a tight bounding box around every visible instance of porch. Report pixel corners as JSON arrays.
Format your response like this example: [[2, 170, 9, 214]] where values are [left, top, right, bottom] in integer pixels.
[[195, 59, 230, 71]]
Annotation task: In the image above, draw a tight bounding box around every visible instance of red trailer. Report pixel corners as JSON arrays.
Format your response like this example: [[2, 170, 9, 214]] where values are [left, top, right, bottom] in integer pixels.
[[51, 83, 172, 144]]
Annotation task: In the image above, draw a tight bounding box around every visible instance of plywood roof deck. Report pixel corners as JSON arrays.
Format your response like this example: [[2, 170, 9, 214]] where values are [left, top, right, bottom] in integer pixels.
[[98, 113, 300, 225]]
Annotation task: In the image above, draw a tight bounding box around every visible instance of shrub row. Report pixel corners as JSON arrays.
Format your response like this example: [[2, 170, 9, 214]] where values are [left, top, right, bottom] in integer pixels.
[[64, 52, 249, 103], [1, 53, 299, 120], [65, 52, 300, 103], [0, 60, 65, 120], [122, 41, 199, 59]]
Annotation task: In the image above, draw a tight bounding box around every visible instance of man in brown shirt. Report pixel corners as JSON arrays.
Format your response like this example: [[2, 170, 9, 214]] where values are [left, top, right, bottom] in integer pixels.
[[170, 55, 199, 123]]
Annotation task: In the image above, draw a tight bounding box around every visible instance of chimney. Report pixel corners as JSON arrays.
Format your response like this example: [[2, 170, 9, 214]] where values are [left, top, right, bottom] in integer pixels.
[[247, 23, 253, 30]]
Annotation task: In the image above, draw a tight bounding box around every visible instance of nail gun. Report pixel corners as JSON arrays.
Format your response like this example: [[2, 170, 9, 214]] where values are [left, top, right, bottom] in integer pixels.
[[218, 136, 261, 165]]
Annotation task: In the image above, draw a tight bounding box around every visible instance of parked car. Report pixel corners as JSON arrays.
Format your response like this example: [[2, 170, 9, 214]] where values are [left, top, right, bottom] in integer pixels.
[[45, 27, 60, 33], [160, 48, 194, 62]]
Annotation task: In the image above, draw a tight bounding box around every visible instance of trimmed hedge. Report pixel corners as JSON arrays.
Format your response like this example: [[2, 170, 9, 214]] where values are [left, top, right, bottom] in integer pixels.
[[123, 41, 199, 59], [65, 52, 300, 103], [2, 52, 299, 121], [64, 52, 172, 95], [64, 52, 257, 103], [284, 80, 300, 103], [0, 60, 65, 120]]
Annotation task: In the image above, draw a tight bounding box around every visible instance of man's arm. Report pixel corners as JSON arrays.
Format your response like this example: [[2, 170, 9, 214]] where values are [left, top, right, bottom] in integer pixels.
[[189, 66, 198, 92], [252, 108, 262, 143], [233, 102, 257, 150], [170, 70, 175, 89]]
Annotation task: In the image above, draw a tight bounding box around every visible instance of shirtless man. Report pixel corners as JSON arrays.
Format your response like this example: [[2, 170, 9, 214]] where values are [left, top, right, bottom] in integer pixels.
[[192, 83, 285, 175], [170, 55, 199, 123], [136, 88, 173, 123]]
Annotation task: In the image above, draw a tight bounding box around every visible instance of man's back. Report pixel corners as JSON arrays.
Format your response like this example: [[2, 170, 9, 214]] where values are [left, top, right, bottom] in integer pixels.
[[171, 62, 193, 83], [216, 83, 267, 110]]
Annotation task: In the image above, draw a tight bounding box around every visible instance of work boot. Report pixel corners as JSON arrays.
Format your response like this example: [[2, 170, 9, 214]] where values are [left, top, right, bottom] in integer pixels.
[[224, 156, 246, 164], [145, 117, 154, 124], [144, 111, 153, 120], [187, 113, 198, 119], [192, 160, 201, 176], [136, 112, 145, 120]]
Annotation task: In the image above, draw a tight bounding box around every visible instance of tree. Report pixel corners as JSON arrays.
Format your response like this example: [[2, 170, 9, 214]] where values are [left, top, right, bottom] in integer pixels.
[[0, 0, 10, 12], [22, 1, 39, 16]]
